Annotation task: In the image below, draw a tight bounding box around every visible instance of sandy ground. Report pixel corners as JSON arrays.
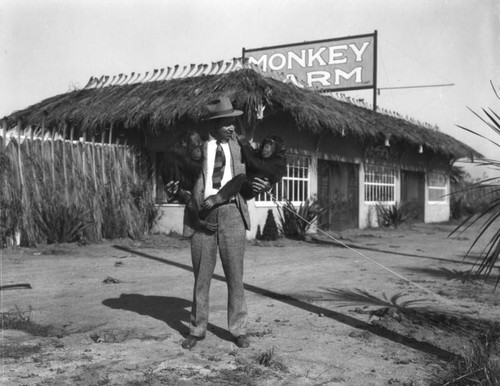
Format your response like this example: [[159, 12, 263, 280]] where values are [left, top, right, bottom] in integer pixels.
[[1, 222, 500, 385]]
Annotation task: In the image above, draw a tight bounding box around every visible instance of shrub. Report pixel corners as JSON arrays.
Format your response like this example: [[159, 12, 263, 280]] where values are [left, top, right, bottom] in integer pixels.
[[35, 199, 91, 244], [278, 198, 327, 240], [450, 181, 496, 220], [0, 198, 22, 247], [376, 202, 416, 228]]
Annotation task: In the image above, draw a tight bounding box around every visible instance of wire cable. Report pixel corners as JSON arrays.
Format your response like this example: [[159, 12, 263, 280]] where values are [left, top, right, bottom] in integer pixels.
[[269, 193, 464, 309]]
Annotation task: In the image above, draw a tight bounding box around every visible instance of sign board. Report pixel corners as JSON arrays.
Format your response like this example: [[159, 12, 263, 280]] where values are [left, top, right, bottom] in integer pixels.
[[243, 32, 376, 92]]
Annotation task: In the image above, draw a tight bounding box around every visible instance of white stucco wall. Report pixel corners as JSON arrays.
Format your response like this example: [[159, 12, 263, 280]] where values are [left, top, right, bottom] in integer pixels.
[[154, 202, 281, 240], [424, 175, 450, 223], [152, 204, 185, 235]]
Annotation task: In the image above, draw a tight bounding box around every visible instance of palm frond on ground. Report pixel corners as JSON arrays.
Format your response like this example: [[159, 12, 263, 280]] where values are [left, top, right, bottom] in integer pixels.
[[405, 267, 486, 285], [451, 81, 500, 288], [323, 288, 499, 337], [322, 288, 429, 314]]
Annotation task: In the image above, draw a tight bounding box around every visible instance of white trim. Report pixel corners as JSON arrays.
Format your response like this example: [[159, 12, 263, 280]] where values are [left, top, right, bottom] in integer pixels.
[[364, 201, 396, 206], [156, 203, 185, 208], [254, 200, 304, 208]]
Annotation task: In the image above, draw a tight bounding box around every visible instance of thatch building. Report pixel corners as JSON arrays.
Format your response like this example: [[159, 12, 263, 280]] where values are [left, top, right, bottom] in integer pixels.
[[4, 58, 479, 236]]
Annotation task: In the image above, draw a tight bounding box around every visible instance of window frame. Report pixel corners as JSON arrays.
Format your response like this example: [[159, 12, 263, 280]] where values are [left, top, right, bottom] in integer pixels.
[[254, 154, 310, 207], [427, 172, 448, 204], [364, 164, 397, 205]]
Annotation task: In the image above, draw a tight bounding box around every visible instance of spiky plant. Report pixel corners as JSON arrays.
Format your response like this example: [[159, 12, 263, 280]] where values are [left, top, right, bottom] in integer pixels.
[[451, 81, 500, 288], [278, 197, 327, 240], [375, 202, 417, 227]]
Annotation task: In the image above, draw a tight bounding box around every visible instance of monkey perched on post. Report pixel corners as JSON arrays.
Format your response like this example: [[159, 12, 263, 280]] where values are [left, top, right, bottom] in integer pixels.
[[160, 130, 217, 233], [202, 135, 286, 210]]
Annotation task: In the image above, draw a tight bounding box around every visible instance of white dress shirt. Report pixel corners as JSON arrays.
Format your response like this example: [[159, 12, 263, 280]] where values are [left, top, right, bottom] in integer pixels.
[[204, 136, 233, 199]]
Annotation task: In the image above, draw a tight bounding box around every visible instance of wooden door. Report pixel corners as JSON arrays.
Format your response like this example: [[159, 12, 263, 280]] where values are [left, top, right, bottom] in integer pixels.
[[318, 160, 359, 231]]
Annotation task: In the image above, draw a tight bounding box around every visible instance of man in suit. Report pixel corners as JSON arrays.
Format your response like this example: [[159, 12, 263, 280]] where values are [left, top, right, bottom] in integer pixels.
[[181, 97, 270, 350]]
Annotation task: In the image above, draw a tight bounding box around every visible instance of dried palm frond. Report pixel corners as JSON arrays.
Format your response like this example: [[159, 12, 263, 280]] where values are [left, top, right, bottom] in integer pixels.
[[322, 288, 427, 311], [324, 288, 499, 337]]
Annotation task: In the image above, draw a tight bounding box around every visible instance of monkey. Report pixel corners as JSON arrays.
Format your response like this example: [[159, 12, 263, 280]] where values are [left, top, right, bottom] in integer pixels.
[[160, 130, 217, 233], [202, 135, 287, 210]]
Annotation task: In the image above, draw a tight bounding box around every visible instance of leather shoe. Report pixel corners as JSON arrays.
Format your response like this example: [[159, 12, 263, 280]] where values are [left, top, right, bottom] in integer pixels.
[[234, 335, 250, 348], [181, 335, 204, 350]]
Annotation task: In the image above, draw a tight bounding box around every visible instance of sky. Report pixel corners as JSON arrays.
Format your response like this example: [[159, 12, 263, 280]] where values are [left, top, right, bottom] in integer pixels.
[[1, 0, 499, 176]]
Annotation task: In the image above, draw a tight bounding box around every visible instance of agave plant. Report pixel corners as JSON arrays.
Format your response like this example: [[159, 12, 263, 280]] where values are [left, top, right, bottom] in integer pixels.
[[277, 197, 327, 240], [451, 81, 500, 288], [375, 202, 417, 227]]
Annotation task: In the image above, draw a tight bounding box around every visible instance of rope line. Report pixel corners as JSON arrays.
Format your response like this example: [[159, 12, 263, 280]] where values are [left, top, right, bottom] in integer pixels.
[[270, 193, 461, 309]]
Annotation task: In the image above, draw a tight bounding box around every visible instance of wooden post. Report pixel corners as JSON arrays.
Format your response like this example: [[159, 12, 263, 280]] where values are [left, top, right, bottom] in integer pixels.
[[70, 125, 75, 184], [108, 124, 115, 195], [51, 129, 56, 191], [17, 119, 28, 244], [29, 125, 40, 201], [372, 30, 378, 112], [40, 113, 46, 186], [17, 119, 25, 194], [101, 129, 107, 185], [62, 122, 69, 205], [24, 126, 33, 158], [82, 132, 87, 191], [115, 138, 122, 189], [108, 123, 113, 145], [92, 134, 97, 191]]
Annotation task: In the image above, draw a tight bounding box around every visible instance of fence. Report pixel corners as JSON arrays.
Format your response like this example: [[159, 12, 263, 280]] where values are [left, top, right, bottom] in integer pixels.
[[1, 124, 157, 247], [450, 179, 500, 220]]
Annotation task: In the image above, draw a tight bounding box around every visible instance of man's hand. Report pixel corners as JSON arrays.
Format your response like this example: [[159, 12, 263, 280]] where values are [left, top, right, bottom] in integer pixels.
[[165, 181, 179, 201], [236, 135, 250, 147], [252, 177, 272, 195]]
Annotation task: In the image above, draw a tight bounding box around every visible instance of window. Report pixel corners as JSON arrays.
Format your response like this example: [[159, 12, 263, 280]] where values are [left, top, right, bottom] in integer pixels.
[[428, 172, 447, 202], [155, 151, 170, 204], [255, 155, 309, 204], [364, 164, 396, 203]]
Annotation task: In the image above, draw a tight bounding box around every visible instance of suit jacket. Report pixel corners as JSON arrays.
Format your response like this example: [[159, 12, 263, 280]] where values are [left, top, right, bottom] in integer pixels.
[[183, 133, 250, 237]]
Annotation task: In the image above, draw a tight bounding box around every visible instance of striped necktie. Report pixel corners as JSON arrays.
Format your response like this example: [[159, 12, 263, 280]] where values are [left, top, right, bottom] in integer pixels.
[[212, 141, 226, 189]]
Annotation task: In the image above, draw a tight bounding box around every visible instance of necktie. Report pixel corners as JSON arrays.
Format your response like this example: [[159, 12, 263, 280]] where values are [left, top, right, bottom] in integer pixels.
[[212, 141, 226, 189]]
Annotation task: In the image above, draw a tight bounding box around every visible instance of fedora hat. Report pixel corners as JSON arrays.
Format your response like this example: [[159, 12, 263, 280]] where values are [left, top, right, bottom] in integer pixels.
[[206, 97, 243, 119]]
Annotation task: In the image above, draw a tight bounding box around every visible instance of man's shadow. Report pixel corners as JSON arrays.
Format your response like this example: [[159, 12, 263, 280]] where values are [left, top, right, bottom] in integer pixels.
[[102, 294, 232, 342]]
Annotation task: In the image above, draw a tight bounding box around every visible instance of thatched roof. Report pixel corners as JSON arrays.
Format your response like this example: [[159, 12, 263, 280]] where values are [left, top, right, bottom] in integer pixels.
[[5, 63, 478, 159]]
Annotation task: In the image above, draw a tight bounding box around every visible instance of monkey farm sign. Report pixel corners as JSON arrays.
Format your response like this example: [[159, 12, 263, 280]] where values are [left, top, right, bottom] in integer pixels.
[[243, 32, 376, 92]]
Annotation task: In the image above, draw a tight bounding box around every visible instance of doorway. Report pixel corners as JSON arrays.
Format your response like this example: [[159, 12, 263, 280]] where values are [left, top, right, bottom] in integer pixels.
[[318, 160, 359, 231], [400, 170, 425, 221]]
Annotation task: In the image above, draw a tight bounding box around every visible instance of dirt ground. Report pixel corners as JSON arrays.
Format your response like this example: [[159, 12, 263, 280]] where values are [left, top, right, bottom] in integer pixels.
[[1, 222, 500, 385]]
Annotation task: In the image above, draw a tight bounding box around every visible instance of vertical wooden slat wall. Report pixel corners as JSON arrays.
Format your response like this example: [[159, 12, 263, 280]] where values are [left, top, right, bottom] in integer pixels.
[[1, 120, 155, 245]]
